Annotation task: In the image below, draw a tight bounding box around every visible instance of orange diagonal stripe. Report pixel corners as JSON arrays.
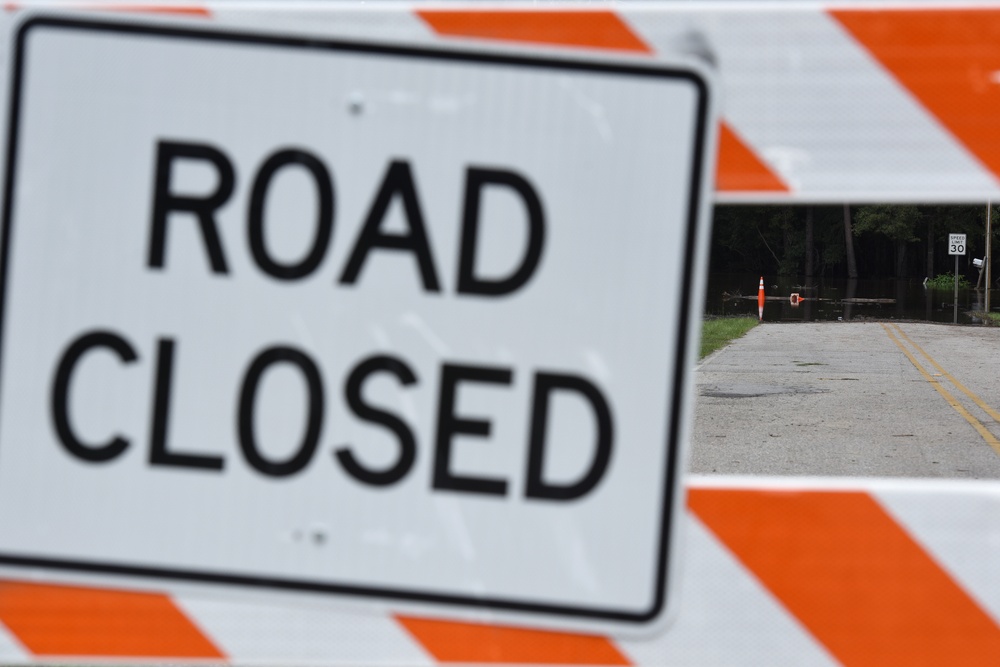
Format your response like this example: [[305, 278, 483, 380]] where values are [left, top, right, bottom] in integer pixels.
[[689, 488, 1000, 667], [716, 122, 789, 192], [831, 8, 1000, 182], [0, 580, 224, 659], [396, 616, 630, 665], [92, 5, 211, 16], [417, 10, 651, 53], [419, 9, 782, 196], [3, 3, 210, 15]]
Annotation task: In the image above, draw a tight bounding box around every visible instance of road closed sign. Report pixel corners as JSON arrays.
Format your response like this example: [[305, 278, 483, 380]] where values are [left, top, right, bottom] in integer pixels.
[[0, 16, 715, 633]]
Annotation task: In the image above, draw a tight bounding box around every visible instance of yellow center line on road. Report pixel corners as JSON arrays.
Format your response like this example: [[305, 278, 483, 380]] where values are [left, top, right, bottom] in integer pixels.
[[881, 323, 1000, 456], [887, 322, 1000, 423]]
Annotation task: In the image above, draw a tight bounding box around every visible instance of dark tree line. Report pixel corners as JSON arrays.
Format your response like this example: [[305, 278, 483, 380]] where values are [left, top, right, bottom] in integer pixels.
[[709, 204, 1000, 281]]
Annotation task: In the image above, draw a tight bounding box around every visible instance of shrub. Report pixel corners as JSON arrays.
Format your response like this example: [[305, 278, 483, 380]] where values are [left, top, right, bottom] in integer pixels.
[[926, 272, 970, 290]]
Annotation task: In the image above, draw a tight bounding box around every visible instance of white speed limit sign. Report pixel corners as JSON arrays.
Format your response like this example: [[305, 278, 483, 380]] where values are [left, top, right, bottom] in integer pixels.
[[949, 233, 967, 255]]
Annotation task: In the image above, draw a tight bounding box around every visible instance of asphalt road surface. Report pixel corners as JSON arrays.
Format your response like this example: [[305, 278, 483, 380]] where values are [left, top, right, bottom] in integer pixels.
[[690, 321, 1000, 478]]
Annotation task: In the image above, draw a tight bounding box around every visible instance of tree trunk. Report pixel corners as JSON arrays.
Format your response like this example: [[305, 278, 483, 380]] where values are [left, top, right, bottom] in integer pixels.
[[925, 218, 934, 279], [896, 239, 907, 278], [805, 206, 815, 280], [843, 204, 858, 279], [783, 224, 793, 275]]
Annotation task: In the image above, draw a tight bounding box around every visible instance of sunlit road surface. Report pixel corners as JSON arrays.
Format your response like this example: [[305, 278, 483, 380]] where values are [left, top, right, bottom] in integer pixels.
[[690, 322, 1000, 478]]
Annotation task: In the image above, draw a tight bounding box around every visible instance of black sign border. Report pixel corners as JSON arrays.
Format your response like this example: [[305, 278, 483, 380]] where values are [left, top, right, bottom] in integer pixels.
[[0, 15, 711, 627]]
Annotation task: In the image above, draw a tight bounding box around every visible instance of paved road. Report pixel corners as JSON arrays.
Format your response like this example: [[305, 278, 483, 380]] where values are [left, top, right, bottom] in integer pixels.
[[690, 321, 1000, 478]]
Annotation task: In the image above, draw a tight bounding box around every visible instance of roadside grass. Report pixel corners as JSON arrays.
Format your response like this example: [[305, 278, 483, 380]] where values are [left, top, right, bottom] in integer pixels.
[[971, 311, 1000, 326], [700, 316, 758, 359]]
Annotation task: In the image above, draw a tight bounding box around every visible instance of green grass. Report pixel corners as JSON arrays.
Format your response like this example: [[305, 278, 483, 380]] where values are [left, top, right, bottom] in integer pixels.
[[700, 316, 758, 359], [971, 311, 1000, 326]]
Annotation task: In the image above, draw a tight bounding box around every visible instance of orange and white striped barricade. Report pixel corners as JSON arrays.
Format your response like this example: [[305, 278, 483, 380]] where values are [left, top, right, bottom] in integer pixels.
[[0, 476, 999, 665], [2, 1, 1000, 203], [0, 3, 997, 666]]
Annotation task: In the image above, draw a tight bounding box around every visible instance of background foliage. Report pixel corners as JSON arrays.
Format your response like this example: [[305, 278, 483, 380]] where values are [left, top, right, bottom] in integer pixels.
[[709, 204, 998, 282]]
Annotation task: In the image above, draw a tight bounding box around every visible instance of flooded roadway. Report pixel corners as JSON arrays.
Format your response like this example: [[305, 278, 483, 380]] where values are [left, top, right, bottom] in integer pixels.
[[705, 273, 1000, 324]]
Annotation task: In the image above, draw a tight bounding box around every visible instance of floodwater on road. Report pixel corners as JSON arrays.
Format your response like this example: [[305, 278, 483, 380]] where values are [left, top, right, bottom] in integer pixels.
[[705, 273, 999, 324]]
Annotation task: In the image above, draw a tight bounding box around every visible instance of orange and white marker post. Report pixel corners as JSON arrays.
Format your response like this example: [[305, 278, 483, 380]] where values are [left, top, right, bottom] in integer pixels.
[[757, 277, 765, 321]]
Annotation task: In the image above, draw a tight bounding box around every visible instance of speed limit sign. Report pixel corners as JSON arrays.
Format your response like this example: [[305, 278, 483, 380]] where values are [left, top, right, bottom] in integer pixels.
[[949, 233, 967, 255]]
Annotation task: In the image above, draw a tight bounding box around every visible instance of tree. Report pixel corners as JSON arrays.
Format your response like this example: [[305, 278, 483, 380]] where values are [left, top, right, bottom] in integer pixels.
[[805, 206, 814, 279], [853, 205, 921, 278], [709, 206, 795, 275], [843, 205, 858, 279]]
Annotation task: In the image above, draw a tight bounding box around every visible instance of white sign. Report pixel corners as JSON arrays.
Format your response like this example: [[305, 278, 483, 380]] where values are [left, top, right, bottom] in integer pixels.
[[950, 233, 967, 255], [0, 17, 714, 633]]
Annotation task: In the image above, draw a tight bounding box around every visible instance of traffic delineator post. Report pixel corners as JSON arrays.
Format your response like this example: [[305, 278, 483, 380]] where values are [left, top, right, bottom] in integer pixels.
[[757, 277, 765, 321]]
